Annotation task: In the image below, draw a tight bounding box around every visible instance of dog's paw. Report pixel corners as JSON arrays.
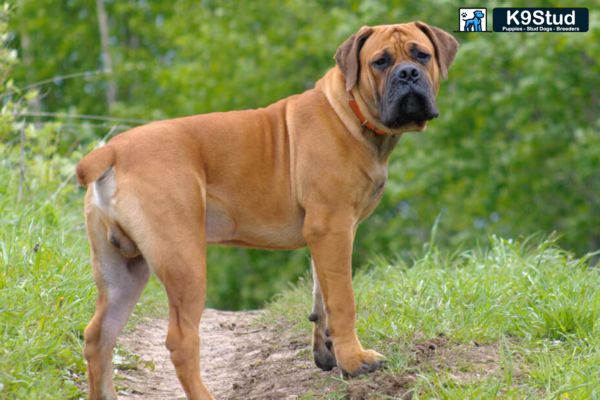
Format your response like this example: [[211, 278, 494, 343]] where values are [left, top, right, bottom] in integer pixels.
[[338, 349, 386, 378]]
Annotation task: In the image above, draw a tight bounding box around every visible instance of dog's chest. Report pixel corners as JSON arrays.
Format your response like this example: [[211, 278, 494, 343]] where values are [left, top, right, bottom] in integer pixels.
[[355, 166, 388, 221]]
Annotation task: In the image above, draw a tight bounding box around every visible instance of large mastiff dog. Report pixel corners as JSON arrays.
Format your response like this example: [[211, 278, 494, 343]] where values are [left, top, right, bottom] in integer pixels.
[[77, 22, 458, 399]]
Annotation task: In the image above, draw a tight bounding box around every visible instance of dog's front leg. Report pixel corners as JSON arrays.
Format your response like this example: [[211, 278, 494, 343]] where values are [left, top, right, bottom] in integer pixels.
[[303, 211, 384, 377]]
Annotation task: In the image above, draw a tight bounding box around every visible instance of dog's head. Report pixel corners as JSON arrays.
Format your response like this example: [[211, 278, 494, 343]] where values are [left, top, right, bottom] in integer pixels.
[[473, 10, 485, 19], [335, 22, 458, 133]]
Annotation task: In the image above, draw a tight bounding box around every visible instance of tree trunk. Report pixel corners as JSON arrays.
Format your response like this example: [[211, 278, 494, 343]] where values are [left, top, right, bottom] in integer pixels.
[[20, 29, 42, 128], [96, 0, 117, 110]]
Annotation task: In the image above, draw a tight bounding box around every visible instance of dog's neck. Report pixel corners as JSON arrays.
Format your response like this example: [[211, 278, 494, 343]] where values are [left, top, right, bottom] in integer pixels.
[[369, 130, 401, 160], [316, 68, 401, 162]]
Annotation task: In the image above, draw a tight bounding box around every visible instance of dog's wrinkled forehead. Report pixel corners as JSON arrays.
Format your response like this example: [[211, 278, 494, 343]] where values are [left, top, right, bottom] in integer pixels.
[[361, 24, 434, 60]]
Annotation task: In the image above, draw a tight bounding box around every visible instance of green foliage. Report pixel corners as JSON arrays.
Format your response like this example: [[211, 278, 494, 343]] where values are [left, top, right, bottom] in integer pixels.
[[268, 237, 600, 399], [0, 190, 92, 398], [6, 1, 600, 310], [0, 50, 91, 400]]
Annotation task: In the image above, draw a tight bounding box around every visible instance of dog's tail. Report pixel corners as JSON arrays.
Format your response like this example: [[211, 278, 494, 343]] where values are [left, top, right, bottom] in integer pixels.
[[76, 145, 116, 186]]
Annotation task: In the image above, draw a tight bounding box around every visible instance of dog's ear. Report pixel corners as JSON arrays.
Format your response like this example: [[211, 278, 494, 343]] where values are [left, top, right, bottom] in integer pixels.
[[415, 21, 459, 80], [335, 26, 374, 91]]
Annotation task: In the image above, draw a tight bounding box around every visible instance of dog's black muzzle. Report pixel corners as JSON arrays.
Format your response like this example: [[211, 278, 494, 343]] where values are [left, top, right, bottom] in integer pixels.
[[380, 62, 439, 128]]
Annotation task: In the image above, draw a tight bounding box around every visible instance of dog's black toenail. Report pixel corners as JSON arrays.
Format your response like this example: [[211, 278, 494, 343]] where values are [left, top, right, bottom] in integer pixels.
[[325, 328, 330, 337], [308, 312, 318, 322], [368, 361, 380, 372]]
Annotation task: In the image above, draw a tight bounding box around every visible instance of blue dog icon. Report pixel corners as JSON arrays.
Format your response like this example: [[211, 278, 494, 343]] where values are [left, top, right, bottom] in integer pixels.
[[463, 10, 485, 31]]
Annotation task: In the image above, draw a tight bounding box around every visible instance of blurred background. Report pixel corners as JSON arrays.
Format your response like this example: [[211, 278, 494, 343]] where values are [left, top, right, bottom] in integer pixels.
[[2, 0, 599, 309]]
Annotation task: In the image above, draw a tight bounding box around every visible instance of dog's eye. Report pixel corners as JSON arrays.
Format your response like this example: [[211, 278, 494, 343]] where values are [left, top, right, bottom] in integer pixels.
[[415, 51, 431, 63], [372, 55, 391, 69]]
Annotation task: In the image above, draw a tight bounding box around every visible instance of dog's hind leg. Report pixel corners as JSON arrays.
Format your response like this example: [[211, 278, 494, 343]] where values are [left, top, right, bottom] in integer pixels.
[[153, 249, 211, 400], [84, 203, 150, 400], [148, 238, 211, 399], [134, 180, 213, 400], [308, 259, 337, 371]]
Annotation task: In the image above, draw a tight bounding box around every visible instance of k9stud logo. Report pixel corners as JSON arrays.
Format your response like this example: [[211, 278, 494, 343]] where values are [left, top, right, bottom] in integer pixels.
[[493, 8, 589, 32], [458, 8, 488, 32]]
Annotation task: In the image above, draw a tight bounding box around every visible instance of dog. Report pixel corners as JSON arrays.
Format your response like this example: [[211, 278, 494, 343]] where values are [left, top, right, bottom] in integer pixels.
[[463, 10, 485, 31], [77, 21, 458, 400]]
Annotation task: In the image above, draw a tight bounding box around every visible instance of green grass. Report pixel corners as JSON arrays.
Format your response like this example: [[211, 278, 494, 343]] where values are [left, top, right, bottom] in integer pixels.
[[0, 157, 91, 398], [268, 237, 600, 399]]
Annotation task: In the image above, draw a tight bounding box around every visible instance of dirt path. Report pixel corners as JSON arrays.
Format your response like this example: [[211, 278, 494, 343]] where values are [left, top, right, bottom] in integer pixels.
[[117, 309, 339, 399], [115, 309, 500, 399]]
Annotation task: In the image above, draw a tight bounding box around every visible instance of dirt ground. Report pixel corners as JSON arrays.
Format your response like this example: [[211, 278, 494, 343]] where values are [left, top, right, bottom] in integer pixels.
[[117, 309, 341, 399], [115, 309, 501, 399]]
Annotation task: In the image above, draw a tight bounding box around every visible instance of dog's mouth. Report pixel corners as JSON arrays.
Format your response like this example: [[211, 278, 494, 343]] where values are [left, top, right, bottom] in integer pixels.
[[394, 89, 438, 127], [380, 68, 439, 129]]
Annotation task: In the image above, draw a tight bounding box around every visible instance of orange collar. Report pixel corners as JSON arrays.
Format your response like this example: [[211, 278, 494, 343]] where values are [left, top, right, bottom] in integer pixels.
[[348, 94, 387, 136]]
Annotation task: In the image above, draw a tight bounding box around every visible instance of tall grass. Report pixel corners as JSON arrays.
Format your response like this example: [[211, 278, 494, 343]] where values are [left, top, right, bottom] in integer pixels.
[[269, 237, 600, 399], [0, 144, 94, 398]]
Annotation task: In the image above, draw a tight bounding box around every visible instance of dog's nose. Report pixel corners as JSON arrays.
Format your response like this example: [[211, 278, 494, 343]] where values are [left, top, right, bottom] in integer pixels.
[[395, 64, 420, 83]]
